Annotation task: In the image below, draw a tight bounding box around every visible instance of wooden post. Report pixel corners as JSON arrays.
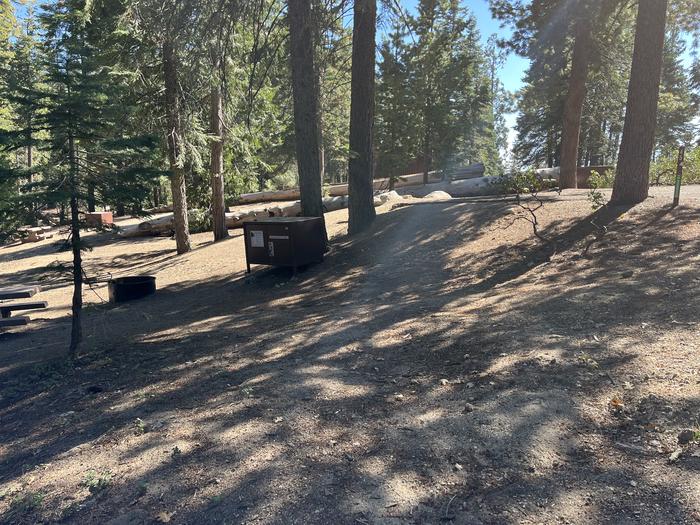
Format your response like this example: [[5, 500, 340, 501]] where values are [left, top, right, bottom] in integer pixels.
[[673, 145, 684, 207]]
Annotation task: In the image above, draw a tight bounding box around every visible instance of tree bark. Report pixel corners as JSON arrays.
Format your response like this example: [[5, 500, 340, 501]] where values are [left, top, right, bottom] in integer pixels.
[[288, 0, 327, 240], [559, 14, 594, 189], [347, 0, 377, 235], [210, 84, 229, 241], [87, 182, 96, 213], [422, 125, 431, 185], [163, 38, 192, 254], [611, 0, 668, 204], [68, 135, 82, 359]]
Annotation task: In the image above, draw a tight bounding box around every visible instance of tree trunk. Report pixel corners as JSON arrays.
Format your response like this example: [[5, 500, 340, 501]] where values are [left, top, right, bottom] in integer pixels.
[[559, 15, 593, 189], [210, 84, 229, 241], [611, 0, 668, 204], [347, 0, 377, 235], [163, 39, 192, 254], [68, 135, 82, 359], [87, 182, 96, 213], [27, 139, 36, 225], [26, 143, 32, 177], [288, 0, 327, 240], [422, 125, 431, 185]]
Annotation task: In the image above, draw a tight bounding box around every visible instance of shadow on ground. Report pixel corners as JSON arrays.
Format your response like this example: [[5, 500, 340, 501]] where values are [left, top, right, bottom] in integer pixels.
[[1, 196, 699, 524]]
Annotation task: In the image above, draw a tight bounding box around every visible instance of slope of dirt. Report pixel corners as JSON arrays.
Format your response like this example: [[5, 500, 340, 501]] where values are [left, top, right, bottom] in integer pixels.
[[0, 187, 699, 525]]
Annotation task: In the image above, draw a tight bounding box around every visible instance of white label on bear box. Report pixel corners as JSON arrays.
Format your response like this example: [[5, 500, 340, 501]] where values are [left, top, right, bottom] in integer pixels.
[[250, 230, 264, 248]]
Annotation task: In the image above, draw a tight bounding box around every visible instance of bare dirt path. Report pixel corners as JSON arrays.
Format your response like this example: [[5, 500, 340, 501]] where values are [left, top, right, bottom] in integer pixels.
[[0, 187, 699, 524]]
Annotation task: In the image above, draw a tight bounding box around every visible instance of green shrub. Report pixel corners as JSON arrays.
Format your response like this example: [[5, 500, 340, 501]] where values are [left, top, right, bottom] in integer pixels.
[[81, 470, 112, 494], [187, 209, 212, 234], [588, 169, 615, 189], [650, 147, 700, 185]]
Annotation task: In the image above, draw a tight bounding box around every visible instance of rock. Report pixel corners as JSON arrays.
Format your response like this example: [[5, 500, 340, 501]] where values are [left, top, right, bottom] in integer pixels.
[[621, 270, 634, 278], [394, 394, 405, 401], [376, 190, 402, 204], [423, 190, 452, 200], [439, 379, 449, 386], [678, 429, 696, 445], [463, 403, 476, 413]]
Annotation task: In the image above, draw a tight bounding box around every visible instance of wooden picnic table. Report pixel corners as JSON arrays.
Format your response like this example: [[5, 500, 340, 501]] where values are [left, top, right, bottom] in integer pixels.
[[0, 287, 46, 327], [0, 286, 40, 301]]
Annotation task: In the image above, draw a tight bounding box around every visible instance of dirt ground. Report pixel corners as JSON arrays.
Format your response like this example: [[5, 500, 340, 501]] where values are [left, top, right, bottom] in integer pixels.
[[0, 186, 699, 525]]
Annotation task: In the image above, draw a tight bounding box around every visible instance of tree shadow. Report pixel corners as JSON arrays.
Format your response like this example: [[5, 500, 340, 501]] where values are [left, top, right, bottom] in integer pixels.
[[0, 196, 698, 524]]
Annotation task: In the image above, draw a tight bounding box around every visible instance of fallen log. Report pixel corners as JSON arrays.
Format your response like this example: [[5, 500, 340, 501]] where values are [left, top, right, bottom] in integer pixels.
[[237, 188, 301, 204], [119, 192, 405, 239], [119, 215, 175, 238], [399, 176, 502, 198], [238, 172, 443, 204]]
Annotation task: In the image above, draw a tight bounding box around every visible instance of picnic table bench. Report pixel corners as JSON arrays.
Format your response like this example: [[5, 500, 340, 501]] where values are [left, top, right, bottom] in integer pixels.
[[0, 287, 47, 329], [18, 226, 53, 243]]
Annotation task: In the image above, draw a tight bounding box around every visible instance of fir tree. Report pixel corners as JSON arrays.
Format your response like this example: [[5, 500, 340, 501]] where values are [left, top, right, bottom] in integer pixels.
[[0, 0, 160, 356]]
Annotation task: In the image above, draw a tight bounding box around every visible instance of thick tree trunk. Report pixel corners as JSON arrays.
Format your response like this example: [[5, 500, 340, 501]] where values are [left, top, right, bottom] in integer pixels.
[[288, 0, 327, 240], [611, 0, 668, 204], [163, 39, 192, 254], [347, 0, 377, 235], [210, 85, 229, 241], [559, 14, 593, 189], [68, 136, 82, 358]]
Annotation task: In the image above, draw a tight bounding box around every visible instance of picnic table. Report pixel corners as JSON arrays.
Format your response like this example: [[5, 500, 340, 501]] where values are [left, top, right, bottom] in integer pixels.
[[0, 287, 47, 328], [0, 286, 40, 301]]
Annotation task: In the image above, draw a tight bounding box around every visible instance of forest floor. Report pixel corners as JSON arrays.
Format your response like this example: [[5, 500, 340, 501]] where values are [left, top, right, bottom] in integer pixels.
[[0, 186, 699, 525]]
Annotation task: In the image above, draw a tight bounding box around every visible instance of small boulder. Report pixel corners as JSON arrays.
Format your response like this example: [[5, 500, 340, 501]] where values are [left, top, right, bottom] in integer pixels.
[[424, 190, 452, 200]]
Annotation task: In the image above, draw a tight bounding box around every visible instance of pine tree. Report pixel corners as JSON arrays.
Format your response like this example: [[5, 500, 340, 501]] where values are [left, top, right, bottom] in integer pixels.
[[558, 6, 595, 188], [5, 12, 43, 174], [347, 0, 377, 235], [0, 0, 15, 132], [288, 0, 326, 236], [376, 23, 414, 183], [0, 1, 160, 356], [655, 25, 695, 152], [612, 0, 669, 204], [376, 1, 499, 180]]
